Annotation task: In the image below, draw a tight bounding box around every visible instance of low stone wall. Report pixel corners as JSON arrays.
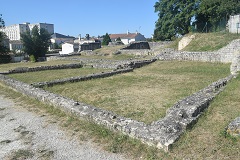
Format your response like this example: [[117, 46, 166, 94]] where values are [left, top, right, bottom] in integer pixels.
[[47, 56, 157, 70], [1, 63, 83, 75], [120, 49, 152, 56], [156, 51, 221, 62], [31, 59, 156, 88], [32, 68, 134, 88], [227, 117, 240, 136], [156, 39, 240, 64], [0, 74, 232, 151], [230, 50, 240, 76]]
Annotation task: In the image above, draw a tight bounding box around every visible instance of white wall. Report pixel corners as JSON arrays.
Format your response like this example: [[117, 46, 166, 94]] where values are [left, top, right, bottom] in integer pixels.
[[60, 43, 79, 54], [60, 43, 74, 54], [228, 15, 240, 33]]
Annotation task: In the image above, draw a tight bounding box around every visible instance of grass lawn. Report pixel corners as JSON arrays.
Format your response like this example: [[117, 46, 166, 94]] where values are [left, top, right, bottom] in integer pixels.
[[0, 60, 80, 72], [8, 68, 111, 84], [45, 61, 230, 123]]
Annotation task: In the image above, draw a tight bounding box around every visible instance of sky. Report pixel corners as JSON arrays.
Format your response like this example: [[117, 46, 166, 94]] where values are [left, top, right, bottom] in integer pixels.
[[1, 0, 158, 38]]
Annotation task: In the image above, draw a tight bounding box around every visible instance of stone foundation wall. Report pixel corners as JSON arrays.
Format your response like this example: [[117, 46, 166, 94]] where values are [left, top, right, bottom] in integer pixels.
[[156, 39, 240, 64], [0, 73, 232, 151], [32, 68, 134, 88], [120, 49, 153, 56], [0, 63, 83, 75]]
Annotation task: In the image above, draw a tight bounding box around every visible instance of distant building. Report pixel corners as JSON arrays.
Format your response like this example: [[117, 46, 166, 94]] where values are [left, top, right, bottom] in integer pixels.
[[0, 22, 54, 41], [0, 22, 54, 51], [51, 33, 75, 45], [228, 14, 240, 33], [60, 42, 79, 55], [9, 40, 24, 51], [109, 31, 146, 45], [60, 39, 101, 55]]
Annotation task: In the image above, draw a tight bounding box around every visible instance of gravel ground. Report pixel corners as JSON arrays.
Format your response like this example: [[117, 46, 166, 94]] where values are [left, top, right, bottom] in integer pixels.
[[0, 95, 127, 160]]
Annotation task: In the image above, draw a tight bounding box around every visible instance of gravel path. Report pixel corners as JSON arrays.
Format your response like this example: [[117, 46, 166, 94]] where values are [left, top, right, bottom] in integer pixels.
[[0, 95, 127, 160]]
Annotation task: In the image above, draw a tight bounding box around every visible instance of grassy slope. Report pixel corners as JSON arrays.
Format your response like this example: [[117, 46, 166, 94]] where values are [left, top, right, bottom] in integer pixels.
[[170, 32, 240, 52]]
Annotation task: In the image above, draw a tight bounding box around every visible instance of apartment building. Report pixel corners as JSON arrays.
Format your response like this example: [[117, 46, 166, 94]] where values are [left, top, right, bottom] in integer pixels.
[[0, 22, 54, 40]]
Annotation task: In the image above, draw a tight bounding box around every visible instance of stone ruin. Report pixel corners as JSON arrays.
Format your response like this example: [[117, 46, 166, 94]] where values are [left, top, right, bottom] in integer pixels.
[[0, 39, 240, 151]]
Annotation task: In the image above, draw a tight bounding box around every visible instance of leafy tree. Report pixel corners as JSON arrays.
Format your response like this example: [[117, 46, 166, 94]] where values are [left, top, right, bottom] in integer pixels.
[[197, 0, 240, 31], [0, 14, 8, 55], [116, 37, 121, 42], [0, 31, 9, 55], [154, 0, 199, 41], [21, 25, 51, 61], [102, 33, 111, 45], [0, 14, 5, 28]]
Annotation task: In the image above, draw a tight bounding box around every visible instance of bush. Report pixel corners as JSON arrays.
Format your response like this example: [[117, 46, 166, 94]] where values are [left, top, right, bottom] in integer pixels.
[[0, 55, 11, 64], [29, 55, 36, 62]]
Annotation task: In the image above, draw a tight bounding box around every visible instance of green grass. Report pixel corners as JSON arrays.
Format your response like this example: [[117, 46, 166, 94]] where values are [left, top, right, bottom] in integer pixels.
[[182, 32, 240, 52], [0, 60, 80, 72], [8, 68, 111, 84], [44, 61, 230, 123]]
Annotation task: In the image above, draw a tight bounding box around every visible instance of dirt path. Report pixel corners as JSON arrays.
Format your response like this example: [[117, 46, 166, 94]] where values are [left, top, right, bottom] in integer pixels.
[[0, 95, 127, 160]]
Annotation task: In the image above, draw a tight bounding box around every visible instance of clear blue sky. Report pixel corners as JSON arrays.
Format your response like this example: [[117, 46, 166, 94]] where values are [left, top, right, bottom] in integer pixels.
[[1, 0, 158, 38]]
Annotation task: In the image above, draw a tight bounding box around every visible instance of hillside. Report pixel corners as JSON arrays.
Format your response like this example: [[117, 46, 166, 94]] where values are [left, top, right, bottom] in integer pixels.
[[169, 32, 240, 52]]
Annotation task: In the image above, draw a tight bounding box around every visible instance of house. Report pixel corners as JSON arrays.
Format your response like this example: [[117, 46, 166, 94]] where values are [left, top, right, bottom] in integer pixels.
[[9, 40, 23, 51], [109, 31, 146, 45], [80, 42, 101, 51], [50, 33, 75, 45]]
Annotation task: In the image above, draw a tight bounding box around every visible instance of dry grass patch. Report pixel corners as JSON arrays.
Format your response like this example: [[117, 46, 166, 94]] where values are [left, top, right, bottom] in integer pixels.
[[46, 61, 230, 123], [8, 68, 111, 84], [0, 60, 80, 72]]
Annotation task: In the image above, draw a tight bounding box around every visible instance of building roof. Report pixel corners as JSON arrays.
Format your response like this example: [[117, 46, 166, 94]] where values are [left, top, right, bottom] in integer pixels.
[[109, 33, 139, 39], [51, 33, 75, 39]]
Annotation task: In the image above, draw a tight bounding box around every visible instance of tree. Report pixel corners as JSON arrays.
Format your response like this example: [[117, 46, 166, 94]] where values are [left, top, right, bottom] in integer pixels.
[[102, 33, 111, 45], [116, 37, 121, 42], [0, 14, 5, 28], [0, 31, 9, 55], [21, 25, 51, 61], [197, 0, 240, 31], [154, 0, 199, 41]]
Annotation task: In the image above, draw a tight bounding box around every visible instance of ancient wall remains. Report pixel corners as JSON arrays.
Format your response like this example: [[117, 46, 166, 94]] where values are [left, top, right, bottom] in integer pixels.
[[0, 72, 232, 151]]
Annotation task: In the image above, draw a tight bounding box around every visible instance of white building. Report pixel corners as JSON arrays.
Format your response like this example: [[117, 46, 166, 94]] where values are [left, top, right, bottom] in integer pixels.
[[228, 14, 240, 33], [59, 42, 79, 55], [109, 32, 146, 45], [51, 33, 75, 45], [0, 22, 54, 41], [0, 22, 54, 51]]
